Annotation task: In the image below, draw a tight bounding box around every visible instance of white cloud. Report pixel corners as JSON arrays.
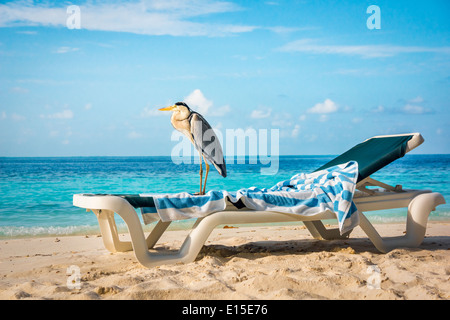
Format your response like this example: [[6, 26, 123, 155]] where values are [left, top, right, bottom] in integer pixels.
[[250, 108, 272, 119], [371, 105, 385, 113], [342, 105, 353, 112], [330, 68, 377, 76], [278, 38, 450, 58], [266, 26, 300, 34], [40, 109, 74, 119], [370, 101, 434, 115], [11, 113, 26, 121], [184, 89, 213, 114], [142, 0, 238, 16], [84, 103, 92, 110], [10, 86, 29, 94], [318, 114, 328, 122], [16, 30, 37, 35], [209, 104, 231, 117], [219, 24, 258, 34], [0, 0, 257, 37], [0, 3, 64, 27], [0, 111, 27, 121], [141, 91, 229, 118], [370, 101, 432, 115], [409, 96, 424, 104], [306, 134, 317, 142], [55, 46, 79, 54], [128, 131, 143, 139], [402, 104, 432, 114], [291, 124, 300, 138], [308, 99, 338, 114], [271, 113, 293, 127], [141, 106, 165, 117], [401, 96, 432, 114]]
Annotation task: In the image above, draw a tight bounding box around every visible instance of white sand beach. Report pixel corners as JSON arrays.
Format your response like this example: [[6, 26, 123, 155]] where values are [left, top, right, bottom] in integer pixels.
[[0, 222, 449, 300]]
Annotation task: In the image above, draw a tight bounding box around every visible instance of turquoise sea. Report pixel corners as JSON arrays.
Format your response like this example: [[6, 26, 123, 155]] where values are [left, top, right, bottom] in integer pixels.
[[0, 155, 449, 239]]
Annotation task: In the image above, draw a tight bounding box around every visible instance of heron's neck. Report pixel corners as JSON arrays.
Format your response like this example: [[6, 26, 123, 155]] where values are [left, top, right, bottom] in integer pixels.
[[172, 109, 190, 121]]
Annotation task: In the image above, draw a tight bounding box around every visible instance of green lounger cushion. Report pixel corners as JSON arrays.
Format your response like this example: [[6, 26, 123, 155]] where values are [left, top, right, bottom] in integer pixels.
[[314, 135, 413, 182]]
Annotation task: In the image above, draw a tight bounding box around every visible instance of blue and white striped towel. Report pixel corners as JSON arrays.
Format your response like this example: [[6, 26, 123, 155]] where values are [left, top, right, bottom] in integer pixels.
[[143, 161, 360, 234]]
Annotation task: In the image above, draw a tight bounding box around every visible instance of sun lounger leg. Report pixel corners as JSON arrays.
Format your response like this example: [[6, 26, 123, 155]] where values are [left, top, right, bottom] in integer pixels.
[[303, 221, 323, 239], [108, 198, 164, 266], [146, 220, 171, 249], [303, 221, 351, 240], [107, 197, 207, 268], [93, 207, 171, 252], [358, 192, 445, 253], [93, 209, 132, 252]]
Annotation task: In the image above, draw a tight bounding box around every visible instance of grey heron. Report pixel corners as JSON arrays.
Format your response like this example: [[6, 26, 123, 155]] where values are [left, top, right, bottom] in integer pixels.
[[159, 102, 227, 195]]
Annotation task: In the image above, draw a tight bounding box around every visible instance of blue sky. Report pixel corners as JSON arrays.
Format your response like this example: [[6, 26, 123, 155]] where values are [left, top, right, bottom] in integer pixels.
[[0, 0, 449, 156]]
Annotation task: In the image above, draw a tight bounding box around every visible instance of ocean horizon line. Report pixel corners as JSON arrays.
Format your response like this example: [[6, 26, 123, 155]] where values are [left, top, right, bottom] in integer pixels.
[[1, 153, 449, 159]]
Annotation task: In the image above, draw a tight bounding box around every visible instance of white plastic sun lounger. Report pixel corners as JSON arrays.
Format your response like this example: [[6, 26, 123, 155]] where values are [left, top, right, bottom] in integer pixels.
[[73, 133, 445, 268]]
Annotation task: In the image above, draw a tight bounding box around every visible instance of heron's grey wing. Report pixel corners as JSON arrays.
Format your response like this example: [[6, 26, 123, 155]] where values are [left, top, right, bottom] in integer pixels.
[[190, 112, 227, 177]]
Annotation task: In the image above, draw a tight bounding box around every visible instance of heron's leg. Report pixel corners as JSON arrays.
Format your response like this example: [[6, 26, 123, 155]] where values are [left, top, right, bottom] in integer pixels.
[[202, 156, 210, 195], [198, 151, 203, 195]]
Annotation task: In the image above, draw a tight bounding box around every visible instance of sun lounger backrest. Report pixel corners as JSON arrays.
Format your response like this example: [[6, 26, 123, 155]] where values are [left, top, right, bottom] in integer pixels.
[[314, 134, 420, 182]]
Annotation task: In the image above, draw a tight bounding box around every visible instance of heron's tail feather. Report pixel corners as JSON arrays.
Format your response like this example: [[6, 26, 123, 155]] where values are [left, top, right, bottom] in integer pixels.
[[213, 161, 227, 178]]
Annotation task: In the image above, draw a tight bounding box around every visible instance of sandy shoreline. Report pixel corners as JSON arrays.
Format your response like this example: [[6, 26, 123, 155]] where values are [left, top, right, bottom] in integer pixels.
[[0, 222, 449, 300]]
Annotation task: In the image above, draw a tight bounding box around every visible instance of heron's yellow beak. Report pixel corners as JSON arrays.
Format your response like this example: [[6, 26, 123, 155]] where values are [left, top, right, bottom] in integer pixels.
[[159, 105, 176, 111]]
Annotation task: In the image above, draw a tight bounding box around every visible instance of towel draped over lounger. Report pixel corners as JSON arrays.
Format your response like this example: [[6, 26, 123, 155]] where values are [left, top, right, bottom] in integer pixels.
[[143, 161, 360, 234]]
